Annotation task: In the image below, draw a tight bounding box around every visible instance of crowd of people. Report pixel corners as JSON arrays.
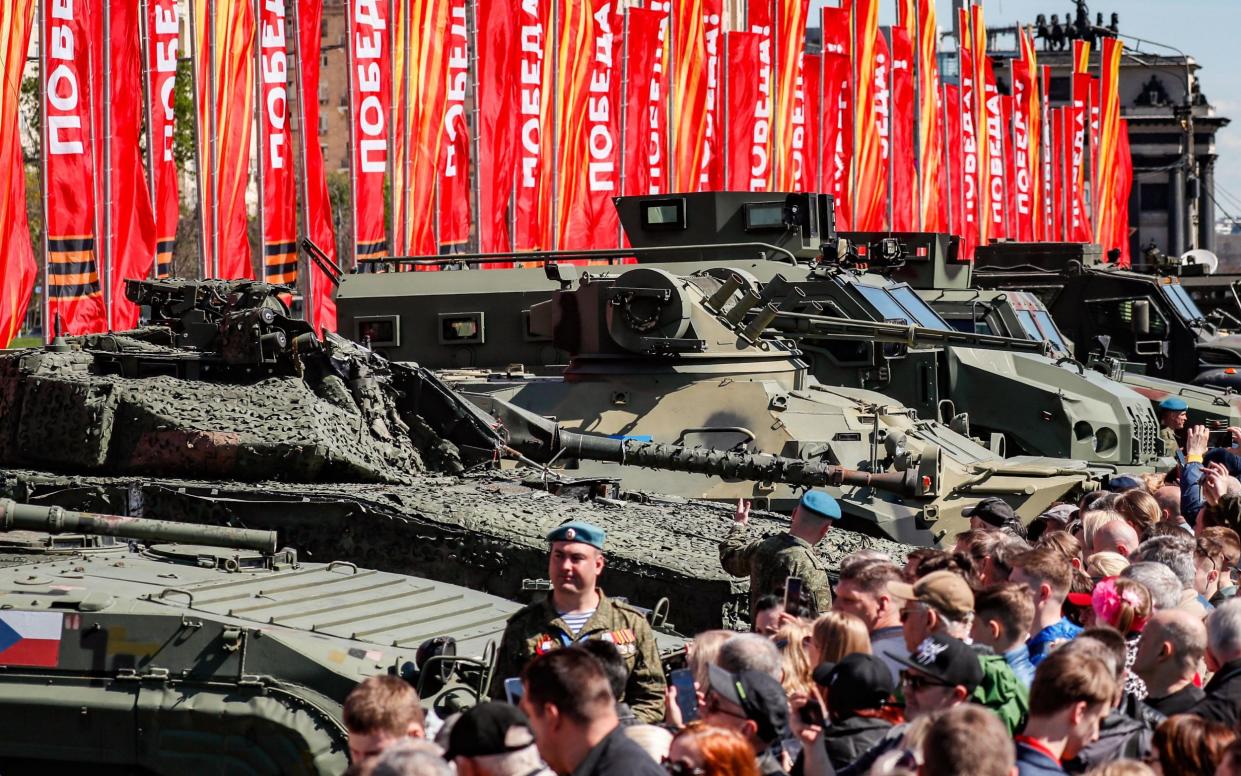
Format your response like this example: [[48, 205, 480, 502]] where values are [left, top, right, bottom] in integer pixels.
[[338, 410, 1241, 776]]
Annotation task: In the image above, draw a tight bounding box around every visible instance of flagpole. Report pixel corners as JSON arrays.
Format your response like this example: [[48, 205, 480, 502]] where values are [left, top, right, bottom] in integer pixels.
[[139, 0, 158, 279], [253, 0, 266, 282], [290, 0, 312, 326], [344, 0, 359, 268], [102, 0, 113, 329], [208, 0, 220, 277], [618, 8, 629, 247], [38, 0, 49, 341]]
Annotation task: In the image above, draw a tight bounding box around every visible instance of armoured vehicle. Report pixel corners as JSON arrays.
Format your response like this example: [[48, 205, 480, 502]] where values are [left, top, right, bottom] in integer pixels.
[[917, 284, 1241, 430], [0, 277, 917, 631], [338, 191, 1163, 470], [0, 500, 525, 774], [971, 241, 1241, 390]]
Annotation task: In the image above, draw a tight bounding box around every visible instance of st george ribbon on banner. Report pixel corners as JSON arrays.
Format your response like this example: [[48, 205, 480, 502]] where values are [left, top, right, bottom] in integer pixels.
[[348, 0, 391, 263], [43, 0, 107, 335], [146, 0, 179, 279], [258, 0, 296, 287], [0, 0, 36, 347], [559, 0, 621, 252]]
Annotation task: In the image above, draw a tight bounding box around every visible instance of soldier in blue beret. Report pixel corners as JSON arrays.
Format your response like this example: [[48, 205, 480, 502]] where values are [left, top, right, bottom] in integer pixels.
[[488, 519, 666, 723], [1157, 396, 1189, 455], [719, 490, 839, 620]]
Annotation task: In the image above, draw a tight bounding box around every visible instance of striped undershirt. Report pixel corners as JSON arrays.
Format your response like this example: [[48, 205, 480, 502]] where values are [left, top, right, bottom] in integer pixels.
[[558, 609, 596, 636]]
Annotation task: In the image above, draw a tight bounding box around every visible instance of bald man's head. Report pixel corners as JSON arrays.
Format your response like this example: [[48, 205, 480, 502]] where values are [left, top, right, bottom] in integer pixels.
[[1092, 519, 1141, 558], [1133, 608, 1207, 689], [1154, 486, 1182, 522]]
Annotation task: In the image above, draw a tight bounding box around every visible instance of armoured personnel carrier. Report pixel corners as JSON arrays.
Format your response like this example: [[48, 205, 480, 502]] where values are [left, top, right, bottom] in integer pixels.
[[971, 241, 1241, 390], [0, 278, 917, 630], [338, 191, 1163, 470], [0, 500, 526, 774]]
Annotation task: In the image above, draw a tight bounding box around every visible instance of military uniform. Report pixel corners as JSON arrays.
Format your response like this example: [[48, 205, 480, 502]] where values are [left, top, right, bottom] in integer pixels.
[[1160, 426, 1179, 457], [488, 591, 667, 723], [719, 527, 832, 616]]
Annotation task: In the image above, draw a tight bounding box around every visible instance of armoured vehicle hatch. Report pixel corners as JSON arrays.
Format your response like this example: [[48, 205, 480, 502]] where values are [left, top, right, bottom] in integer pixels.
[[0, 278, 918, 631], [0, 500, 528, 774], [971, 241, 1241, 390]]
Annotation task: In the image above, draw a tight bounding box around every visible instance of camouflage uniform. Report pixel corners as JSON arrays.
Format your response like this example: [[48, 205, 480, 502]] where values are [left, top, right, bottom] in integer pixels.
[[719, 527, 832, 616], [488, 592, 667, 723]]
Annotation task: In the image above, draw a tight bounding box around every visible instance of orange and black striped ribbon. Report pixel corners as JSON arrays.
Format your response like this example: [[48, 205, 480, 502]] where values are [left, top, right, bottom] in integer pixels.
[[47, 236, 103, 300], [263, 241, 298, 286]]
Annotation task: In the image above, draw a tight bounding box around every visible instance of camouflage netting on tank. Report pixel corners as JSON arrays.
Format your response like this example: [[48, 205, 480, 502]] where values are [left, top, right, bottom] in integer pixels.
[[0, 467, 916, 633], [0, 348, 426, 483]]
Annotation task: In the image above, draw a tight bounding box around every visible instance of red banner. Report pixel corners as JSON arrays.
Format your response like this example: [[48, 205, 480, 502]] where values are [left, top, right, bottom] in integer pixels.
[[514, 0, 554, 249], [1095, 38, 1127, 263], [439, 0, 471, 248], [559, 0, 621, 250], [799, 53, 821, 193], [294, 0, 338, 330], [107, 2, 156, 329], [215, 0, 255, 278], [1067, 73, 1092, 242], [477, 0, 516, 252], [1050, 107, 1065, 241], [258, 0, 295, 286], [1010, 46, 1038, 241], [146, 0, 179, 279], [699, 0, 723, 190], [670, 0, 708, 193], [1040, 66, 1054, 241], [406, 0, 450, 256], [955, 20, 979, 260], [944, 83, 962, 241], [43, 0, 106, 335], [969, 4, 989, 244], [773, 0, 808, 191], [745, 0, 773, 192], [621, 7, 664, 197], [348, 0, 390, 262], [890, 25, 915, 231], [192, 0, 214, 275], [0, 1, 36, 346], [390, 0, 410, 256], [981, 57, 1006, 241], [821, 5, 850, 227], [852, 0, 883, 229], [1110, 119, 1133, 265], [1002, 94, 1016, 240], [914, 0, 945, 231], [724, 31, 761, 191]]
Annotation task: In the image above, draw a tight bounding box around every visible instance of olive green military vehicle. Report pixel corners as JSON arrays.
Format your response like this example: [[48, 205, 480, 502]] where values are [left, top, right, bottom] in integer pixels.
[[338, 191, 1164, 471], [0, 277, 917, 631], [916, 283, 1241, 430], [0, 500, 525, 774], [971, 241, 1241, 390]]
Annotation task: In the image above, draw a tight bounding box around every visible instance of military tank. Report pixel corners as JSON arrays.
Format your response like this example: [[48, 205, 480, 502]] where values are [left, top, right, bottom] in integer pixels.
[[0, 500, 526, 774], [0, 278, 917, 631]]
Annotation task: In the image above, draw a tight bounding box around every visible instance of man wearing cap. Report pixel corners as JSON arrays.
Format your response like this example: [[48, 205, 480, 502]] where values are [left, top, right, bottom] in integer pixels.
[[489, 520, 666, 723], [720, 491, 839, 619], [888, 570, 1028, 734], [964, 497, 1023, 536], [703, 664, 791, 776], [445, 702, 552, 776], [836, 634, 984, 776], [1157, 396, 1188, 455]]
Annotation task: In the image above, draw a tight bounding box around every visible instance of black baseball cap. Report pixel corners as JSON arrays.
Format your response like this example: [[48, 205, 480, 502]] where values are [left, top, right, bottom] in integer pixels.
[[444, 702, 536, 760], [962, 497, 1016, 528], [708, 664, 790, 745], [891, 634, 983, 693], [823, 654, 894, 714]]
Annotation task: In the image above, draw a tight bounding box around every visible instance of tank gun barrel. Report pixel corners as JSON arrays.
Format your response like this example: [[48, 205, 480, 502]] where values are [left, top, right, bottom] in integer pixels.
[[764, 310, 1053, 355], [466, 394, 931, 498], [0, 500, 278, 553]]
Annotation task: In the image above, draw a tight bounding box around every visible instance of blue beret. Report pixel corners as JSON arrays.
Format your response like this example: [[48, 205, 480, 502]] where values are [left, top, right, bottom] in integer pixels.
[[800, 490, 841, 521], [546, 520, 606, 550], [1158, 397, 1188, 412], [1105, 474, 1143, 493]]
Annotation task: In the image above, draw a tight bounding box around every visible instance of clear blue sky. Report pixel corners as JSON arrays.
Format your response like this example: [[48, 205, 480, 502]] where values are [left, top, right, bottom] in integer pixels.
[[812, 0, 1241, 223]]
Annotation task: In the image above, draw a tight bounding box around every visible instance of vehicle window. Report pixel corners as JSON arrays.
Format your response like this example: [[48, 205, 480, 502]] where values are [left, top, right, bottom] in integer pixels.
[[1014, 309, 1043, 341], [1088, 298, 1169, 339], [889, 286, 952, 330], [1032, 311, 1071, 352], [1165, 284, 1205, 321], [852, 282, 913, 324]]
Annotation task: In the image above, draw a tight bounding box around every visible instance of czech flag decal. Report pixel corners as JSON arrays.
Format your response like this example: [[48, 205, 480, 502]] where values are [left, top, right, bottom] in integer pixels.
[[0, 612, 63, 667]]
